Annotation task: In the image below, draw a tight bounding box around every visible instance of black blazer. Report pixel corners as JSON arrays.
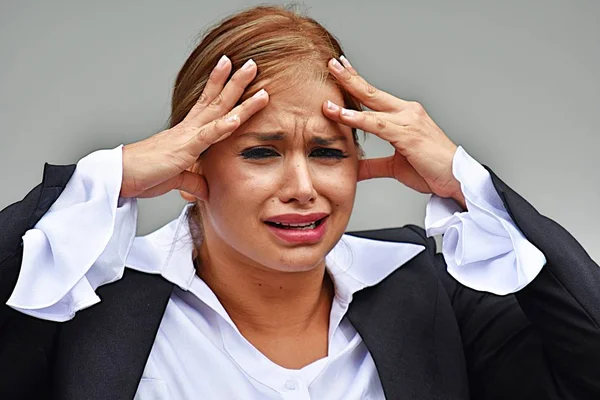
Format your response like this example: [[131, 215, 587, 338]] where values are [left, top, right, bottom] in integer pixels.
[[0, 162, 599, 400]]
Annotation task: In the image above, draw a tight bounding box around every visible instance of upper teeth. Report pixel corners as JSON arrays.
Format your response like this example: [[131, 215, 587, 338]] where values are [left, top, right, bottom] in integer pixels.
[[276, 222, 316, 227]]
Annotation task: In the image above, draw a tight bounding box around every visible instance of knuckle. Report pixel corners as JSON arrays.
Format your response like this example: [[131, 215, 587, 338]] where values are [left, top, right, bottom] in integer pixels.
[[196, 91, 209, 106], [210, 93, 224, 107], [364, 82, 378, 97], [195, 126, 210, 144], [375, 117, 387, 130], [409, 101, 425, 115]]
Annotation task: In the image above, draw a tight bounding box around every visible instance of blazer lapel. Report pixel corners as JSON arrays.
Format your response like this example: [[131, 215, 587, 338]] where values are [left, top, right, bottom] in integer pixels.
[[346, 228, 447, 400], [52, 269, 174, 400]]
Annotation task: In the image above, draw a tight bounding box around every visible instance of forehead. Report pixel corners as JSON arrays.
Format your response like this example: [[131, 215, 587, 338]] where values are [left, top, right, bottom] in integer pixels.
[[235, 81, 348, 138]]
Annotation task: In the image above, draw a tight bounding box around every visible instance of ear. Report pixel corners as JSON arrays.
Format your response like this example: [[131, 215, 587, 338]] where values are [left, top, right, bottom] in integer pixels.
[[179, 159, 209, 202]]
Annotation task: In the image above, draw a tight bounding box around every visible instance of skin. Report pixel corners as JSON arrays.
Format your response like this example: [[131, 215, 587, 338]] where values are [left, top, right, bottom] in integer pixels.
[[193, 82, 358, 368], [197, 82, 359, 273], [120, 54, 466, 369]]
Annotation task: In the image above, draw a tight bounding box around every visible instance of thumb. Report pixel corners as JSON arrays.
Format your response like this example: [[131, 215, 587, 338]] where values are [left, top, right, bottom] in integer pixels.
[[358, 156, 394, 182], [136, 171, 208, 199], [176, 170, 209, 201]]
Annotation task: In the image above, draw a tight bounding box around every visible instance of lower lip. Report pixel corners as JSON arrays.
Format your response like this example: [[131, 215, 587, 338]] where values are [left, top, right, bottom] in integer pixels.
[[265, 218, 328, 244]]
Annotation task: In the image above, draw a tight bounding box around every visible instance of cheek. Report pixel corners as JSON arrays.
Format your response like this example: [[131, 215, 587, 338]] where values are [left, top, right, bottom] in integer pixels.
[[313, 162, 358, 211], [204, 159, 277, 217]]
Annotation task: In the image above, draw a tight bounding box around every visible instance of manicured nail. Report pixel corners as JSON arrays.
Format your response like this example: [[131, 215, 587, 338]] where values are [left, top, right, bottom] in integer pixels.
[[253, 88, 267, 98], [341, 108, 356, 117], [242, 59, 255, 70], [340, 55, 352, 69], [330, 58, 344, 72], [326, 100, 339, 111], [217, 55, 229, 68], [227, 114, 239, 122]]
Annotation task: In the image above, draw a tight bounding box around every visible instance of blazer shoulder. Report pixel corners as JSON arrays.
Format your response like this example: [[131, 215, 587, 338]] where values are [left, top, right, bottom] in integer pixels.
[[0, 163, 76, 264]]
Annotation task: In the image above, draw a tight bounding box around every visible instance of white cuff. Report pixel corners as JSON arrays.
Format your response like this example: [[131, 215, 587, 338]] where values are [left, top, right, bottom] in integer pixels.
[[425, 146, 547, 295], [6, 145, 137, 322]]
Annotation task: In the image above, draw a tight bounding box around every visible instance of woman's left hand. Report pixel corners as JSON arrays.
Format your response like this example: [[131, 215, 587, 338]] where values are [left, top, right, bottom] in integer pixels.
[[322, 56, 466, 209]]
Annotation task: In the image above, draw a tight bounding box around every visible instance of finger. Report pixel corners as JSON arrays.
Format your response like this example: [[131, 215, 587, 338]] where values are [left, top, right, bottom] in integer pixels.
[[190, 88, 269, 153], [357, 156, 394, 181], [322, 100, 403, 144], [195, 58, 259, 126], [213, 88, 270, 143], [184, 55, 232, 122], [329, 57, 407, 112], [339, 55, 359, 76]]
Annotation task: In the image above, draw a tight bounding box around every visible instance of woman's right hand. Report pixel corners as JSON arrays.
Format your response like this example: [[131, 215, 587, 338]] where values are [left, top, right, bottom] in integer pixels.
[[120, 56, 269, 199]]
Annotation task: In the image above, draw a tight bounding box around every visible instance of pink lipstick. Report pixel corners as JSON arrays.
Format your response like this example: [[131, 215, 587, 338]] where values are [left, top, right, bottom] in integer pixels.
[[263, 213, 329, 244]]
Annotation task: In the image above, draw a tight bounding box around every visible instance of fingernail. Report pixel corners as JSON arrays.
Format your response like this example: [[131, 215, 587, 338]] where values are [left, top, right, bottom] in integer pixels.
[[253, 88, 267, 98], [242, 59, 255, 70], [326, 100, 339, 111], [341, 108, 356, 117], [227, 114, 239, 123], [217, 55, 229, 68], [330, 58, 344, 72], [340, 55, 352, 69]]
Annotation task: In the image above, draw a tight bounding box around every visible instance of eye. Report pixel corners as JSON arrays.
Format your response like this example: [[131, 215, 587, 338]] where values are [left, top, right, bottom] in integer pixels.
[[240, 147, 280, 160], [309, 148, 349, 159]]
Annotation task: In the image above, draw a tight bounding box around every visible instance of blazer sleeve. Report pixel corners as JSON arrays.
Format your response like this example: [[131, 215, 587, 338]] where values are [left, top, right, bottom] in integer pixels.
[[432, 166, 600, 400], [0, 163, 75, 399]]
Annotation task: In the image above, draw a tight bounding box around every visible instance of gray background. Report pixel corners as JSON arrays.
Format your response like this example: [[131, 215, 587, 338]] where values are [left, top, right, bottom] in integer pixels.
[[1, 0, 598, 261]]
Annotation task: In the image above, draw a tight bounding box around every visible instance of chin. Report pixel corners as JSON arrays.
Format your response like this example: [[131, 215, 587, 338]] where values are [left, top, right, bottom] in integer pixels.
[[259, 235, 342, 273], [265, 253, 327, 273]]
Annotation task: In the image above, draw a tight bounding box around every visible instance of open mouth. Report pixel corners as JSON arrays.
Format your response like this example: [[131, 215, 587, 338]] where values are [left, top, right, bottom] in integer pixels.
[[264, 217, 328, 230]]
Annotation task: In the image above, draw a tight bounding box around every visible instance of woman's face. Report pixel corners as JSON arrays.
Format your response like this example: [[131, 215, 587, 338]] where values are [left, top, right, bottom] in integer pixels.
[[197, 80, 359, 273]]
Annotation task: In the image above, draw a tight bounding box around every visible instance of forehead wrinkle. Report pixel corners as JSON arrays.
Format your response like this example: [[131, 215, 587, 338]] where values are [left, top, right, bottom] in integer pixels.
[[236, 80, 350, 144], [310, 135, 347, 146], [239, 132, 286, 141], [236, 130, 347, 148]]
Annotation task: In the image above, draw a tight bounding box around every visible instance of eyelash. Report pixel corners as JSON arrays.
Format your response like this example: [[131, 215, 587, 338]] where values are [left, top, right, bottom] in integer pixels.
[[310, 148, 349, 159], [240, 147, 348, 160]]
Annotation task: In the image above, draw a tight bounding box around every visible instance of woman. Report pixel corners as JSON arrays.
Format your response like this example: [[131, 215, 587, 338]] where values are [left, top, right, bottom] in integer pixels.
[[1, 5, 598, 400]]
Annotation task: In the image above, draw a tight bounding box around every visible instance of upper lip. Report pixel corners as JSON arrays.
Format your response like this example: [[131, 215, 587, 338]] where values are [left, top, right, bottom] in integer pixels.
[[264, 213, 329, 224]]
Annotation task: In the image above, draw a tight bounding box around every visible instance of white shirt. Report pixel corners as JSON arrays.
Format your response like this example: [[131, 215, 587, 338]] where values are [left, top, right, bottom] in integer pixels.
[[6, 146, 546, 399]]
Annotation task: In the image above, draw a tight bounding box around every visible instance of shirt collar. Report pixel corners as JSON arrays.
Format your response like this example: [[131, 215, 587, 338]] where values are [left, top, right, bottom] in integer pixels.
[[325, 233, 425, 302], [126, 205, 426, 301]]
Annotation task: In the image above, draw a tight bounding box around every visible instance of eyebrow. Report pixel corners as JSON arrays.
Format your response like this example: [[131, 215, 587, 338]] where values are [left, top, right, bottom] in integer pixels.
[[240, 132, 348, 145]]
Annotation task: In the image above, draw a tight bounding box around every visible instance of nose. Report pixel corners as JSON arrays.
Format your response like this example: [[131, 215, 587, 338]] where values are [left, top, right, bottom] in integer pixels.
[[279, 157, 317, 205]]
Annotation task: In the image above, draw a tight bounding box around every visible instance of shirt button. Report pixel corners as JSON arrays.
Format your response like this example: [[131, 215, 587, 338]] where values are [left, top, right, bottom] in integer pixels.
[[284, 379, 297, 391]]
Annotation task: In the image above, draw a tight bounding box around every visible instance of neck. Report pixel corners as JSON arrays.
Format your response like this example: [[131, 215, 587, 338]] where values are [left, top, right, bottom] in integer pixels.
[[196, 242, 334, 337]]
